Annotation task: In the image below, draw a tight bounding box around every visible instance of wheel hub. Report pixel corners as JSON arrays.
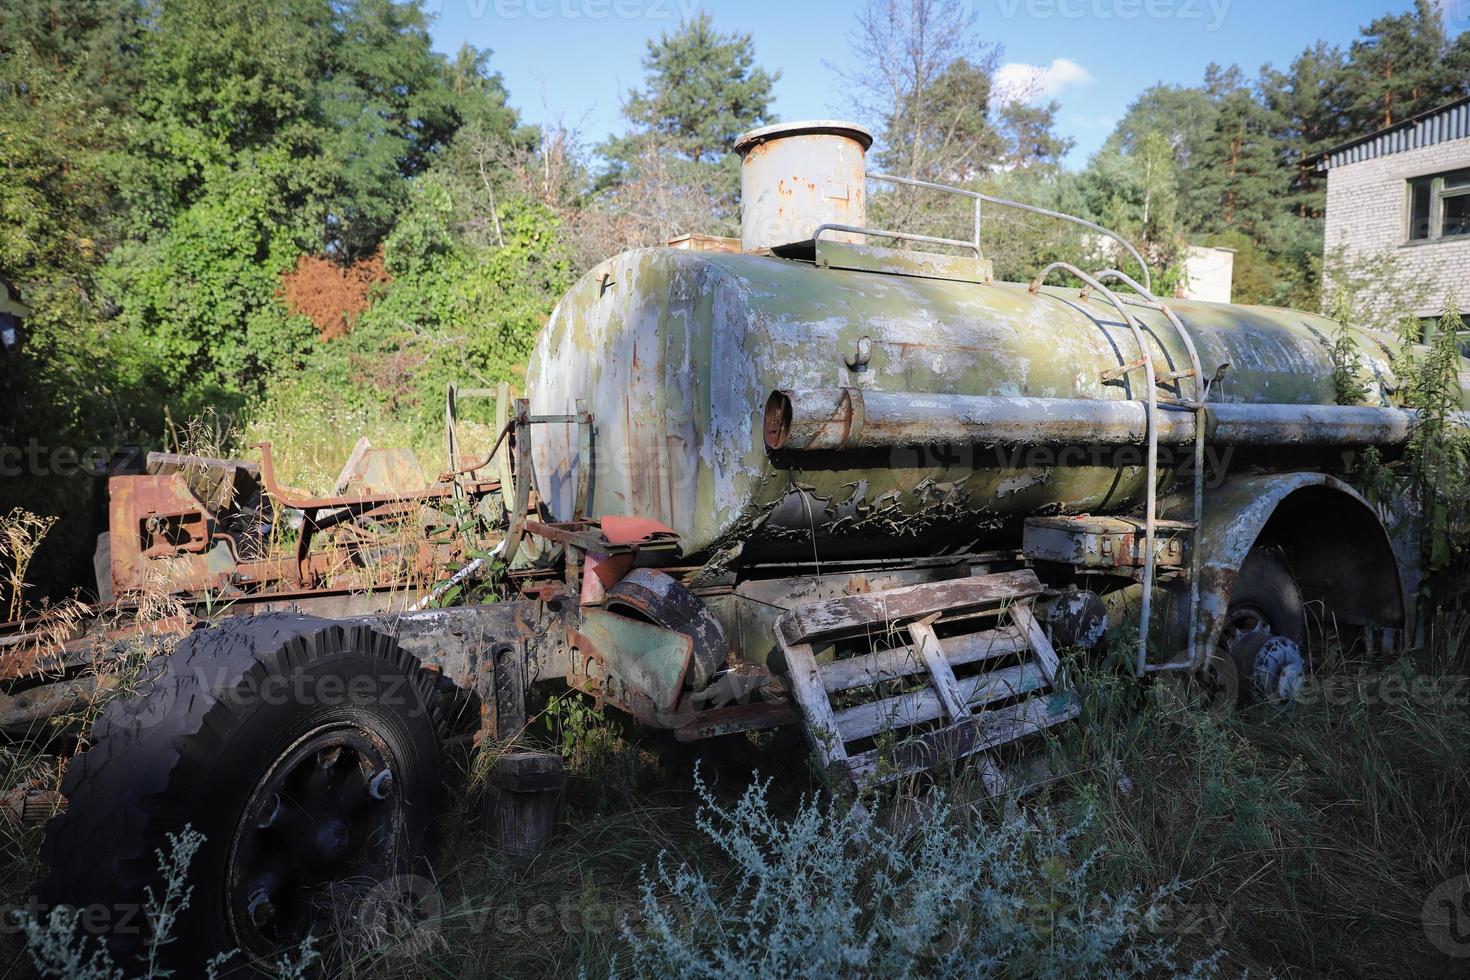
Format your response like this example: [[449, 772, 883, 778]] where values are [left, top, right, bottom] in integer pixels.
[[226, 725, 401, 959], [1251, 635, 1306, 705], [1225, 630, 1306, 709]]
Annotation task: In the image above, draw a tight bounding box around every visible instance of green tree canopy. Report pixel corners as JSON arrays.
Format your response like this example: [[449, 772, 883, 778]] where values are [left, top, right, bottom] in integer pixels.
[[609, 13, 778, 166], [598, 14, 778, 235]]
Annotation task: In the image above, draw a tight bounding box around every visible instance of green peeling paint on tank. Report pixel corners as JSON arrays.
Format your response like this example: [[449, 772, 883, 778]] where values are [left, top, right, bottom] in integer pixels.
[[525, 245, 1420, 565]]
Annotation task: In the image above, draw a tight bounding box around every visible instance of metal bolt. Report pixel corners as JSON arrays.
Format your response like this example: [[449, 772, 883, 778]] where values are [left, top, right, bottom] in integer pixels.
[[256, 792, 281, 830], [368, 768, 395, 800], [247, 889, 274, 927]]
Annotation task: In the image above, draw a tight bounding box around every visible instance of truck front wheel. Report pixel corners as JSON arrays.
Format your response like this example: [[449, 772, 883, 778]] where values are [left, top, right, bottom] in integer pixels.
[[34, 615, 444, 973]]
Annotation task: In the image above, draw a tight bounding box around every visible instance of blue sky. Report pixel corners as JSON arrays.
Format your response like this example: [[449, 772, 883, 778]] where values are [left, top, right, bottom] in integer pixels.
[[426, 0, 1460, 169]]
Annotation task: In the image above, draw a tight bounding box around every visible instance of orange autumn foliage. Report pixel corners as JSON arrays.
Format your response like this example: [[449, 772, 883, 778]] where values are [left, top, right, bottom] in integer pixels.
[[277, 250, 390, 340]]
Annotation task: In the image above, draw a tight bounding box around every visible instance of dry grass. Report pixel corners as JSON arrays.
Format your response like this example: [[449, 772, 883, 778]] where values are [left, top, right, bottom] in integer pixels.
[[1, 510, 58, 622], [1050, 612, 1470, 977], [5, 610, 1470, 978]]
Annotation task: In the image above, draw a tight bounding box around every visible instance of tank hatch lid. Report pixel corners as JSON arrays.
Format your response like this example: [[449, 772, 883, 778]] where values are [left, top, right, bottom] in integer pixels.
[[666, 233, 740, 253], [814, 239, 993, 284], [733, 120, 873, 155]]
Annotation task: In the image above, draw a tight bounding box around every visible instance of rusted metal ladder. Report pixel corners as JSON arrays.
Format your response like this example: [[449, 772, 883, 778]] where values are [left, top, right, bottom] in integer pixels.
[[775, 569, 1077, 795], [1097, 270, 1210, 674], [848, 172, 1215, 675], [1030, 263, 1166, 676], [1030, 263, 1211, 676]]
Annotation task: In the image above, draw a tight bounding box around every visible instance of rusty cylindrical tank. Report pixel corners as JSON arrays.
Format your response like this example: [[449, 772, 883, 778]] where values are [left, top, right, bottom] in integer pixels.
[[525, 121, 1444, 569]]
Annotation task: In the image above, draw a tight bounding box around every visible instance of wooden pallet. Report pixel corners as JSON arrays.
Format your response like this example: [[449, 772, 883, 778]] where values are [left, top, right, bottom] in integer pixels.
[[776, 568, 1078, 796]]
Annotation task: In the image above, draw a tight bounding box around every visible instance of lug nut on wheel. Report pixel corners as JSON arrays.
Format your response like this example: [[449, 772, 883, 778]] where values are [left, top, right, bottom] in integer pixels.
[[369, 768, 395, 799], [247, 888, 274, 927]]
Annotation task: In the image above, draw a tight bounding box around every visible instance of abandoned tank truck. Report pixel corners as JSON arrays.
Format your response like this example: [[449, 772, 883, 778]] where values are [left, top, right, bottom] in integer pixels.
[[32, 121, 1462, 968]]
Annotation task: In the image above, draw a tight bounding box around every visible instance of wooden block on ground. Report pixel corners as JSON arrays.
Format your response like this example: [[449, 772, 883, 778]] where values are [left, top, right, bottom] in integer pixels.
[[485, 750, 567, 859]]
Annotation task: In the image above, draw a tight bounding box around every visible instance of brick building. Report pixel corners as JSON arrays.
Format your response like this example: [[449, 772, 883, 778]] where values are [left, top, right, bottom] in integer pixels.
[[1312, 95, 1470, 332]]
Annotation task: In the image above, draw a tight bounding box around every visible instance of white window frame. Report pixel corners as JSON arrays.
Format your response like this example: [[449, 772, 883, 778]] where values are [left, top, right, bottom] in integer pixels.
[[1406, 167, 1470, 243]]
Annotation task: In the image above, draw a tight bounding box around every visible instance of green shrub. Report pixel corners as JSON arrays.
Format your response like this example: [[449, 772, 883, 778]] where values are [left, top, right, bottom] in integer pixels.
[[622, 774, 1213, 979]]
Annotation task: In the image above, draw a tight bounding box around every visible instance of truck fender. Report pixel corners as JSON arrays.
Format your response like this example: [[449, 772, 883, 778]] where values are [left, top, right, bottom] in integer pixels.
[[1191, 472, 1407, 658]]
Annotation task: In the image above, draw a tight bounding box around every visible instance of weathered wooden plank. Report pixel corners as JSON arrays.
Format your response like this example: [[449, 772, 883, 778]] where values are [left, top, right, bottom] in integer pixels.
[[819, 625, 1027, 693], [908, 617, 969, 722], [832, 661, 1047, 743], [973, 755, 1011, 801], [0, 787, 61, 827], [1009, 603, 1060, 683], [847, 693, 1080, 786], [778, 569, 1042, 646], [777, 632, 849, 768]]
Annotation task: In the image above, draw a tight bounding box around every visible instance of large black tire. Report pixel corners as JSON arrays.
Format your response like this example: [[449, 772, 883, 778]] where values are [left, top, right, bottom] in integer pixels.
[[33, 614, 444, 974], [1218, 548, 1305, 706], [1224, 548, 1304, 646]]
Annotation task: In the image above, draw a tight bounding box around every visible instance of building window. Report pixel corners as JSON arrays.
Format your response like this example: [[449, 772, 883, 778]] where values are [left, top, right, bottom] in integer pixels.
[[1417, 315, 1470, 356], [1407, 168, 1470, 242]]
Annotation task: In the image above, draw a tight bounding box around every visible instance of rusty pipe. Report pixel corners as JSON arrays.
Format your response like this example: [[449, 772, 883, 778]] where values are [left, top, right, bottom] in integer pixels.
[[764, 388, 1424, 451]]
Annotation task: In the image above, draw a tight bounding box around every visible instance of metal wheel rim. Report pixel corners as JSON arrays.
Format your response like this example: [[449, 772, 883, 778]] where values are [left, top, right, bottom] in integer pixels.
[[225, 722, 402, 960], [1218, 604, 1273, 653]]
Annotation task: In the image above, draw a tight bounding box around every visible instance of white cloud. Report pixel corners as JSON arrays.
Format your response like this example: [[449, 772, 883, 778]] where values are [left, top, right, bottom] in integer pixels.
[[993, 58, 1093, 105]]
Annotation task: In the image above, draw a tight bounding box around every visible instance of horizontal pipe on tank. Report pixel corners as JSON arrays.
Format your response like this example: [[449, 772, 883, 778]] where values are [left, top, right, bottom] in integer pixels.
[[763, 388, 1430, 451]]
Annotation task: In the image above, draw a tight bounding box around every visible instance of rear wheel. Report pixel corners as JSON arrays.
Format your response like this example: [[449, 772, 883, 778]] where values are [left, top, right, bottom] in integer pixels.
[[34, 615, 444, 974], [1211, 548, 1307, 708], [1220, 547, 1304, 649]]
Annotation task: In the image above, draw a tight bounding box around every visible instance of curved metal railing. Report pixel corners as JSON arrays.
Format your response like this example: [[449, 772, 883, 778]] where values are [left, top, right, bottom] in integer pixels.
[[867, 172, 1152, 294]]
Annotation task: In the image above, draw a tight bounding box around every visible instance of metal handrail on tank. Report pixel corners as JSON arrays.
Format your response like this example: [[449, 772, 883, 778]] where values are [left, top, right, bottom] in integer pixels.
[[810, 223, 981, 256], [1029, 262, 1160, 676], [867, 172, 1153, 295], [830, 169, 1212, 672]]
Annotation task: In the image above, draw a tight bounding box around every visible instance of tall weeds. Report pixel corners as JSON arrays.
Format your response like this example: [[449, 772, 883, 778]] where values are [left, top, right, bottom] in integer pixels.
[[1053, 611, 1470, 976], [0, 509, 57, 621], [622, 775, 1214, 979]]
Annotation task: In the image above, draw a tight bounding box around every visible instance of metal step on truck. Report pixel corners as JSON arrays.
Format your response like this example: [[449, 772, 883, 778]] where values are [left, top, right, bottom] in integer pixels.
[[9, 120, 1457, 972]]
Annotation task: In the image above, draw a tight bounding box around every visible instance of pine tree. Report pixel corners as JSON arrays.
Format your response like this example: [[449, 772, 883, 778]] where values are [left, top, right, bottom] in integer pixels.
[[997, 98, 1073, 171], [0, 0, 145, 116], [1260, 42, 1353, 221], [617, 14, 778, 166], [598, 14, 778, 234], [1195, 64, 1286, 237], [1345, 0, 1467, 129]]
